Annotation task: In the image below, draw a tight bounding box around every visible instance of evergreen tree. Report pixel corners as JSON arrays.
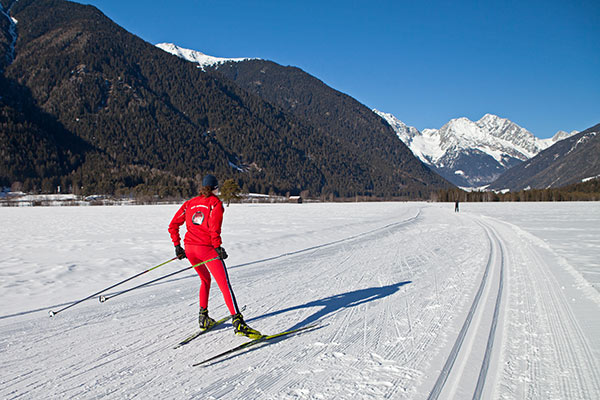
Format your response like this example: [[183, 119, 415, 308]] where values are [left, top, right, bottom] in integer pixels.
[[220, 178, 242, 207]]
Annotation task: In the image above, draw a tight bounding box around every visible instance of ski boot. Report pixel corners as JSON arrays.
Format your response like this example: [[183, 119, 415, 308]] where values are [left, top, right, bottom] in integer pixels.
[[232, 313, 262, 339], [198, 307, 216, 331]]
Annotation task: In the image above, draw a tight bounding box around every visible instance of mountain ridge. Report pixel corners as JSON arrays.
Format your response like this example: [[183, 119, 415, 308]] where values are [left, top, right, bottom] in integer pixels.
[[158, 42, 451, 197]]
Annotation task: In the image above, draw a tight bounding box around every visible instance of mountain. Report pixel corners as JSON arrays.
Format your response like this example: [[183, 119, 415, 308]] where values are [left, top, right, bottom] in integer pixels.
[[375, 110, 577, 187], [157, 43, 452, 197], [489, 123, 600, 191], [0, 0, 450, 199]]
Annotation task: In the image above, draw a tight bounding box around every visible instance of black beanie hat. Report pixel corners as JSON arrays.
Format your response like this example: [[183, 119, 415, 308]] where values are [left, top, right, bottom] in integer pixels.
[[202, 174, 218, 189]]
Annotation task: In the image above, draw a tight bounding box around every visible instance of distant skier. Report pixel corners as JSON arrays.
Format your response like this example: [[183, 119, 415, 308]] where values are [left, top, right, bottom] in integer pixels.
[[455, 200, 460, 212], [168, 174, 261, 338]]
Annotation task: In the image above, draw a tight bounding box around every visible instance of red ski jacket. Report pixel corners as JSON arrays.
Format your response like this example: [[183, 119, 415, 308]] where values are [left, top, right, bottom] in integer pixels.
[[168, 194, 224, 248]]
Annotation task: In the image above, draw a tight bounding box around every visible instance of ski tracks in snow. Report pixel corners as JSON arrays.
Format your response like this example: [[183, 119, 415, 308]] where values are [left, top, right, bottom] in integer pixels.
[[487, 217, 600, 399], [426, 218, 506, 399], [425, 212, 599, 400], [225, 206, 491, 399], [1, 204, 599, 399]]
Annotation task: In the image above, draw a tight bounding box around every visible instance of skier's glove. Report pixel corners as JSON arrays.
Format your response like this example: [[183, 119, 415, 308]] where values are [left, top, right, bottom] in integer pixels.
[[215, 246, 228, 260], [175, 244, 186, 259]]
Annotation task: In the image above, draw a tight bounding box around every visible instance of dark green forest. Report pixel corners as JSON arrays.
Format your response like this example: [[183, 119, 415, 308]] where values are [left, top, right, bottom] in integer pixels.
[[0, 0, 452, 200]]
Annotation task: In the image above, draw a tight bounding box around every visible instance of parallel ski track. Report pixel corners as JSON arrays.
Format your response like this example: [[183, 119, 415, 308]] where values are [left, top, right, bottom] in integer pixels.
[[229, 208, 422, 270], [508, 220, 600, 398], [381, 219, 470, 399], [2, 209, 423, 321], [427, 217, 505, 400], [472, 221, 505, 399]]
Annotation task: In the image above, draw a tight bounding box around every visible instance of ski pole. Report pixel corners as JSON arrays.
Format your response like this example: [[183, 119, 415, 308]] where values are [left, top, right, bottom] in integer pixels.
[[99, 257, 219, 303], [48, 257, 178, 317]]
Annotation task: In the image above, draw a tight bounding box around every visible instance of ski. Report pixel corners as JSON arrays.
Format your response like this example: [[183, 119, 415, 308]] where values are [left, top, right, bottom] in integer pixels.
[[192, 323, 319, 367], [174, 305, 246, 349]]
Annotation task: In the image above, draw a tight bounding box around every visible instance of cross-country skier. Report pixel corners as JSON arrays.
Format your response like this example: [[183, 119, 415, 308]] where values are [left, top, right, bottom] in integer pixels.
[[168, 174, 261, 338]]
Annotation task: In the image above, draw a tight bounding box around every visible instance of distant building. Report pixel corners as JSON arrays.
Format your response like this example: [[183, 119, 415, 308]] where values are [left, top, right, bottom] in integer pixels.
[[289, 195, 302, 204]]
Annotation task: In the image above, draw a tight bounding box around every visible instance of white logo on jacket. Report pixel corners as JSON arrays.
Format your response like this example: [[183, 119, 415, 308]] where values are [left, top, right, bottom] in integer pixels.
[[192, 211, 205, 225]]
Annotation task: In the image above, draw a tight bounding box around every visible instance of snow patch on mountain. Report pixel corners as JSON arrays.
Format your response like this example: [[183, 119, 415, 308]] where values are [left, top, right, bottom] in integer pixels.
[[582, 175, 600, 183], [156, 43, 258, 69]]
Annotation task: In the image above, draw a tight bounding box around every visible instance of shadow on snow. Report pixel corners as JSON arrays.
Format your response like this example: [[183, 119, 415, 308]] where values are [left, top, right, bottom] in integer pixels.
[[201, 281, 412, 366], [249, 281, 412, 331]]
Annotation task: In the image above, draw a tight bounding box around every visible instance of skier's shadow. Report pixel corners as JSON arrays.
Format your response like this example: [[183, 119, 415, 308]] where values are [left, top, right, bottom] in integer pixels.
[[201, 281, 412, 366], [248, 281, 412, 331]]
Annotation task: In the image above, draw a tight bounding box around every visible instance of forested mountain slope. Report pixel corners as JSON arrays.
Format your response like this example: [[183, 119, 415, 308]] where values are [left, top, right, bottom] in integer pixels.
[[1, 0, 450, 198]]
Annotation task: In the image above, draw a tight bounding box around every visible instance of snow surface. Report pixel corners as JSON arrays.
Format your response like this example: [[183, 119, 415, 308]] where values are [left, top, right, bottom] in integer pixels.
[[1, 202, 599, 399], [465, 202, 600, 293]]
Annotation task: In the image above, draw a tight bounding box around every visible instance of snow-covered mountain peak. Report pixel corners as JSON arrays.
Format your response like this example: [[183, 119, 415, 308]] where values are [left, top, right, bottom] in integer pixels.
[[374, 109, 579, 187], [156, 43, 258, 68], [440, 117, 486, 143], [476, 114, 542, 155], [539, 130, 579, 148], [438, 114, 546, 160], [552, 130, 579, 142], [477, 113, 516, 131]]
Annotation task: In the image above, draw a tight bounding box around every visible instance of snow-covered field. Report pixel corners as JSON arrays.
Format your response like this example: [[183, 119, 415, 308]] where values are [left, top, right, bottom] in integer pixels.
[[1, 202, 599, 399], [465, 202, 600, 292]]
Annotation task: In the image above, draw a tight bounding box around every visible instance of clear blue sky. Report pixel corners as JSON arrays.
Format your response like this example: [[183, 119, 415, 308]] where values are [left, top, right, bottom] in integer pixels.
[[76, 0, 599, 138]]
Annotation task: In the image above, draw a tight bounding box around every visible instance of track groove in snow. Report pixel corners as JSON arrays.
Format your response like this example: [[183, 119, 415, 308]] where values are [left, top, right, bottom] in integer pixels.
[[486, 217, 600, 399], [426, 218, 505, 400]]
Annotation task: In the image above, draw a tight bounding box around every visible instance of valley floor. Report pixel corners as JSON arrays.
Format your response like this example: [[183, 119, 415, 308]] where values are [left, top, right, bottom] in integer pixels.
[[0, 202, 598, 399]]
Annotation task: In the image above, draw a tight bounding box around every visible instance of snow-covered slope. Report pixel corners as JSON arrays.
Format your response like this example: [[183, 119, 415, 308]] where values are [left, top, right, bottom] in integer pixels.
[[375, 110, 578, 187], [156, 43, 258, 69], [1, 203, 599, 399], [540, 129, 580, 148]]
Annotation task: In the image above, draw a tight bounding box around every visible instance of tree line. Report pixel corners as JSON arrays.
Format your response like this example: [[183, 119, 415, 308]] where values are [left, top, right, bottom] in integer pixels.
[[434, 178, 600, 202]]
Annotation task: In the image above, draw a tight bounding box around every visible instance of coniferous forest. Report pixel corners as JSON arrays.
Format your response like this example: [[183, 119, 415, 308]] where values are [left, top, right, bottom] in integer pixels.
[[0, 0, 452, 200]]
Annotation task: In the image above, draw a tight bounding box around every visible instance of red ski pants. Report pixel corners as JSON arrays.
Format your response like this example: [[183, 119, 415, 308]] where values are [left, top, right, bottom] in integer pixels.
[[185, 244, 241, 315]]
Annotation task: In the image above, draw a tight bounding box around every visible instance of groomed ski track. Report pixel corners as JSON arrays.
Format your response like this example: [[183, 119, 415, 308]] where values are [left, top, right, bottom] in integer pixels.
[[426, 219, 506, 400], [1, 203, 598, 399]]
